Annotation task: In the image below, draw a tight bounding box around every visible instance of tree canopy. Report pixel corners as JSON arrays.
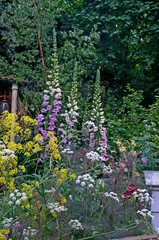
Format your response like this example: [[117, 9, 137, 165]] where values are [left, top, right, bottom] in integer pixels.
[[0, 0, 158, 104]]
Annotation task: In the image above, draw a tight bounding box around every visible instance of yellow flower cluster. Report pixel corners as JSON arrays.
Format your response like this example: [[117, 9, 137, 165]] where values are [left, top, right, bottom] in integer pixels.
[[0, 144, 17, 189], [47, 132, 61, 162], [33, 134, 43, 143], [0, 111, 22, 142], [53, 167, 76, 186], [116, 140, 137, 156], [0, 112, 41, 190], [0, 111, 38, 143], [53, 167, 68, 185], [0, 229, 10, 240], [21, 181, 39, 217], [21, 116, 37, 127]]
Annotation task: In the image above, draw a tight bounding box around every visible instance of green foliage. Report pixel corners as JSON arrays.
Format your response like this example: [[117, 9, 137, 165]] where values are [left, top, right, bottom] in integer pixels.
[[105, 85, 146, 142]]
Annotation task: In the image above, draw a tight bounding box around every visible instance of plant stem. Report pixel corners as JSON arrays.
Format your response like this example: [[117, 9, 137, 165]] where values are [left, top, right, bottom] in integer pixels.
[[32, 0, 47, 84], [42, 182, 48, 240]]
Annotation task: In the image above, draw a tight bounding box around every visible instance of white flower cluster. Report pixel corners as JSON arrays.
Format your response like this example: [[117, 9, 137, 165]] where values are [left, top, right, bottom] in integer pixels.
[[76, 174, 95, 188], [97, 146, 106, 152], [0, 143, 15, 160], [84, 121, 98, 132], [86, 151, 100, 161], [133, 189, 153, 204], [104, 192, 119, 202], [61, 148, 74, 154], [68, 219, 83, 230], [137, 209, 153, 218], [47, 202, 67, 214], [103, 165, 113, 174], [2, 218, 13, 228], [23, 227, 37, 240], [44, 187, 55, 193], [8, 189, 27, 206]]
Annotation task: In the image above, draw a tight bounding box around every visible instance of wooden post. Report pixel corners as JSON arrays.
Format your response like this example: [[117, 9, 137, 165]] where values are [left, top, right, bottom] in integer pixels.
[[11, 84, 18, 141], [11, 84, 18, 114]]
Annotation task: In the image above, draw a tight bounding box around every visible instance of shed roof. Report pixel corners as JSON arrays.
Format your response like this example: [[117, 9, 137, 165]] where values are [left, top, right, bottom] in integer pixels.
[[0, 76, 27, 85]]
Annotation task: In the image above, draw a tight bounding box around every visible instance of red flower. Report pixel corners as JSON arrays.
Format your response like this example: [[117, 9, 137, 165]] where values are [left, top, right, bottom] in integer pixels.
[[122, 184, 136, 200], [127, 184, 136, 192]]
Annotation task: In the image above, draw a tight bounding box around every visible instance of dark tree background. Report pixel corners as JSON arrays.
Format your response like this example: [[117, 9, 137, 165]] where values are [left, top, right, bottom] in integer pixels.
[[0, 0, 158, 105]]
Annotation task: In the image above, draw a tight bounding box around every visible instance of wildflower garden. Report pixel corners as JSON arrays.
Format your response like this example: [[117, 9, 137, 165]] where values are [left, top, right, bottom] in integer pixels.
[[0, 1, 159, 239]]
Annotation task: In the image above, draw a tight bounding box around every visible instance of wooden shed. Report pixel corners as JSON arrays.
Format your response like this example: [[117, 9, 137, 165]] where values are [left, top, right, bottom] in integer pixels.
[[0, 76, 18, 115]]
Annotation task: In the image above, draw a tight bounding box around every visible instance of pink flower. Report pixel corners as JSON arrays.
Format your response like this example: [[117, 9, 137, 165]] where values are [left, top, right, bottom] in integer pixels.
[[127, 184, 136, 192], [42, 102, 48, 107], [41, 108, 47, 113], [44, 94, 49, 101], [47, 105, 52, 110], [141, 157, 147, 164], [55, 93, 62, 99]]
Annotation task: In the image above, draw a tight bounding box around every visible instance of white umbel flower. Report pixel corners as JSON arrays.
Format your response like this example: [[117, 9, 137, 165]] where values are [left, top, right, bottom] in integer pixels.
[[69, 219, 83, 230]]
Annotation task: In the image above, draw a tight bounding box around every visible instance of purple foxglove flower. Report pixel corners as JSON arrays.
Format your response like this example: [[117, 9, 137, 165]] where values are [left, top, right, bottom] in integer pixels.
[[72, 111, 79, 116], [47, 126, 55, 131], [43, 135, 47, 140], [62, 139, 67, 144], [55, 93, 62, 99], [42, 101, 49, 107], [38, 158, 43, 163], [48, 121, 56, 125], [60, 123, 64, 127], [52, 109, 59, 115], [67, 121, 74, 127], [53, 100, 62, 105], [47, 105, 52, 110], [41, 130, 47, 135], [56, 105, 61, 110], [49, 115, 57, 121], [72, 119, 78, 123], [44, 152, 47, 157], [44, 94, 49, 100], [37, 121, 43, 125], [39, 127, 43, 132], [41, 108, 47, 113], [40, 154, 43, 158], [37, 114, 44, 121]]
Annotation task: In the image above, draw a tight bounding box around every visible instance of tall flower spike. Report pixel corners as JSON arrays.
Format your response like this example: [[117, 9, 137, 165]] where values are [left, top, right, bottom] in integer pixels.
[[59, 62, 79, 148], [36, 28, 61, 164], [89, 70, 107, 159], [38, 28, 62, 138], [91, 70, 105, 130]]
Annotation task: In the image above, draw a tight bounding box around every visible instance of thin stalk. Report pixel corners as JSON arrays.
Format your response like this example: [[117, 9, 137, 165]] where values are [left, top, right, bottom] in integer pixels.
[[42, 182, 48, 240], [33, 0, 47, 84]]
